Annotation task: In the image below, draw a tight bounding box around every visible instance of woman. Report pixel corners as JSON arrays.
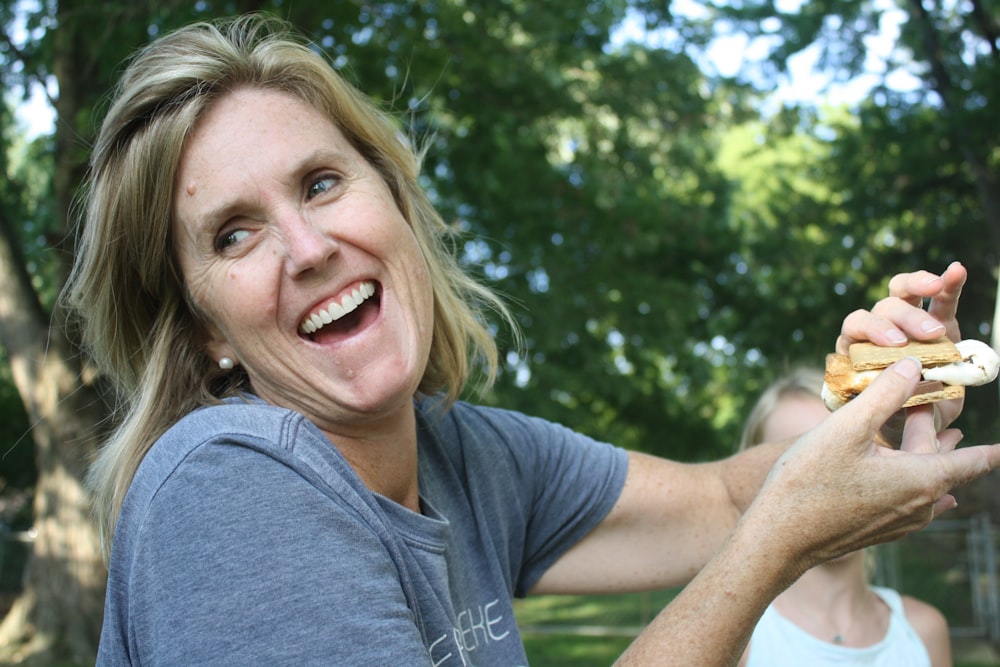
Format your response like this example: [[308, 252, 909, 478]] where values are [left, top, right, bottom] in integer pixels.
[[737, 369, 952, 666], [63, 14, 999, 666]]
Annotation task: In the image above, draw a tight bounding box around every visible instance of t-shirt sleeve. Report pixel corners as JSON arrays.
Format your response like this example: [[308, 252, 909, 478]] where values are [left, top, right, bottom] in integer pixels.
[[121, 441, 432, 666], [439, 404, 629, 597], [511, 413, 629, 594]]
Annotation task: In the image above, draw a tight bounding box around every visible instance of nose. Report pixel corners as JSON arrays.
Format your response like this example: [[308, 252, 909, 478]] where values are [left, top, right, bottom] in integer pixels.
[[281, 210, 339, 278]]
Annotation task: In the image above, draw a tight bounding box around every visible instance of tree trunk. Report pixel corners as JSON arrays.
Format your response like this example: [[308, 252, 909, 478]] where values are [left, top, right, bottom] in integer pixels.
[[0, 212, 106, 665], [0, 0, 112, 660]]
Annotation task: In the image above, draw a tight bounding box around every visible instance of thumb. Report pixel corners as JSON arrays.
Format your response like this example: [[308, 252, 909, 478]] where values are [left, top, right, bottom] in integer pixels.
[[844, 356, 923, 435]]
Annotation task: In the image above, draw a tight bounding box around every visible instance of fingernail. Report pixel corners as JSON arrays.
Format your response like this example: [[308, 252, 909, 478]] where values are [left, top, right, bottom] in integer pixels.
[[921, 320, 945, 334], [885, 329, 908, 344], [892, 356, 922, 380], [925, 275, 943, 287]]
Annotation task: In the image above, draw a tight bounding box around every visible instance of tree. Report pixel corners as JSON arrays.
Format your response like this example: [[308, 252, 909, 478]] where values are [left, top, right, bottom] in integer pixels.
[[0, 1, 742, 660], [0, 0, 204, 661], [691, 0, 1000, 445], [2, 0, 998, 661]]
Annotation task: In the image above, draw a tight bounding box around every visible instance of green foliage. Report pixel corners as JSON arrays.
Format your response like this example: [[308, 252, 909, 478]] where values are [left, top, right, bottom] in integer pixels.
[[697, 0, 1000, 447], [2, 0, 999, 473]]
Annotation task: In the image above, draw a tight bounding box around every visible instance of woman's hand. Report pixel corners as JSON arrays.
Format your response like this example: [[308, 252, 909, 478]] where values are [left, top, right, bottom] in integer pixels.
[[836, 261, 968, 431], [747, 355, 995, 571], [614, 352, 1000, 667], [837, 262, 966, 353]]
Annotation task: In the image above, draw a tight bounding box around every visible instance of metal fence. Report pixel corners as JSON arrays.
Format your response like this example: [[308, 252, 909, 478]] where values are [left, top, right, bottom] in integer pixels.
[[874, 512, 1000, 642]]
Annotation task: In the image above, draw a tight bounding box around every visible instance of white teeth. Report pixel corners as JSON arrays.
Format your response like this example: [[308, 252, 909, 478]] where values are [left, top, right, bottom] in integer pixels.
[[301, 281, 377, 334]]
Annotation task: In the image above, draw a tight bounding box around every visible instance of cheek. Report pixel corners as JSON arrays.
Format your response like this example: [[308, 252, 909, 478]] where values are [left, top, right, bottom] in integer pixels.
[[189, 264, 273, 332], [400, 244, 434, 326], [222, 266, 279, 321]]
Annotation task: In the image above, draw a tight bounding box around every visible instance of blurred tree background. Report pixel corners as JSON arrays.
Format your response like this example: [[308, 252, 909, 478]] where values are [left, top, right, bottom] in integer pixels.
[[0, 0, 997, 663]]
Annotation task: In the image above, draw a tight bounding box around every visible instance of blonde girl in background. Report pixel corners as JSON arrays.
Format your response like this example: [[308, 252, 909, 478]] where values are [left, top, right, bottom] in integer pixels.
[[738, 368, 952, 667]]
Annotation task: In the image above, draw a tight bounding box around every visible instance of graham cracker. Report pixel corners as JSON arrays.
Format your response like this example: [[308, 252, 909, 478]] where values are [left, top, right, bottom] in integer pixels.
[[848, 337, 960, 371]]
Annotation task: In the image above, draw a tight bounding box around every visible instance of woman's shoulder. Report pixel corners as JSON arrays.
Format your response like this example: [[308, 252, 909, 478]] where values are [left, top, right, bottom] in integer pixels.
[[128, 396, 352, 514], [151, 395, 329, 462], [873, 585, 946, 629], [899, 592, 949, 638], [421, 398, 609, 449], [872, 586, 950, 665], [166, 394, 306, 439]]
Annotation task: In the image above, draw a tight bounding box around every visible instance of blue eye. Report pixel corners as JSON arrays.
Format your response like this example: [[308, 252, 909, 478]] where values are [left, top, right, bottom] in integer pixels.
[[307, 175, 339, 200], [216, 228, 250, 251]]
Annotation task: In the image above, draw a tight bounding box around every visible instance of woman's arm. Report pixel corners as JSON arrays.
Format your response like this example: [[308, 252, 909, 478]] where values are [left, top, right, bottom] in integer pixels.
[[534, 263, 973, 595], [530, 440, 791, 593], [533, 263, 998, 666], [613, 359, 999, 666]]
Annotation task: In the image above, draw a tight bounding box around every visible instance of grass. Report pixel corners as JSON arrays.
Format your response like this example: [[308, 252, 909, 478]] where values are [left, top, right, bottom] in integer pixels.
[[521, 632, 997, 667], [514, 591, 665, 666], [515, 591, 1000, 667]]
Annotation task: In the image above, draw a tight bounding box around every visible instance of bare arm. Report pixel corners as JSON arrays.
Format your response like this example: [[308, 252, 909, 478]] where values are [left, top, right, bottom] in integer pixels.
[[531, 440, 791, 593], [614, 358, 1000, 666], [534, 263, 994, 666]]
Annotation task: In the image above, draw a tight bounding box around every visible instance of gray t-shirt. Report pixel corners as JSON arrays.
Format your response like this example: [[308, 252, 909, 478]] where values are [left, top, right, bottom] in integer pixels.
[[97, 396, 628, 666]]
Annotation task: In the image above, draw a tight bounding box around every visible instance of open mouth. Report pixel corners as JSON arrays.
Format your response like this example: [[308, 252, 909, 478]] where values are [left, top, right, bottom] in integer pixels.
[[300, 281, 380, 343]]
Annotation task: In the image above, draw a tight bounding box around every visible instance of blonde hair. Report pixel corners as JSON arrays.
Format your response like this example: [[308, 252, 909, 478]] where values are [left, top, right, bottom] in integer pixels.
[[63, 14, 516, 557], [737, 367, 827, 452]]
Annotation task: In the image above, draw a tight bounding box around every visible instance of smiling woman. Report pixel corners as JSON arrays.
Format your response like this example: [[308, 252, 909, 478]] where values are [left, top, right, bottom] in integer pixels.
[[171, 86, 439, 444], [61, 12, 1000, 667]]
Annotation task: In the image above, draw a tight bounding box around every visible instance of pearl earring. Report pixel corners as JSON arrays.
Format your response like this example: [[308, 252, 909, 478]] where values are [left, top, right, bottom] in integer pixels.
[[218, 357, 235, 370]]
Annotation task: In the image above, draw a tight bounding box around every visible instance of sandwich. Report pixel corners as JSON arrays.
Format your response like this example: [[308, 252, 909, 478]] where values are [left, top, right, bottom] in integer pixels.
[[822, 337, 1000, 411]]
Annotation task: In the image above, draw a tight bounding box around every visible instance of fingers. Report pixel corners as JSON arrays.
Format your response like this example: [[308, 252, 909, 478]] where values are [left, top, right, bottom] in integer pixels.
[[837, 262, 967, 353], [919, 441, 1000, 520], [837, 301, 946, 352], [926, 262, 966, 341], [941, 442, 1000, 487], [937, 428, 963, 454], [932, 494, 958, 517], [888, 262, 966, 340], [897, 405, 941, 454]]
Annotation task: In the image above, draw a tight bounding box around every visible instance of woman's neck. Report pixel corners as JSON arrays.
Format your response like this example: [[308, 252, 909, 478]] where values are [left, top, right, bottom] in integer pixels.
[[322, 401, 421, 512], [772, 551, 889, 647]]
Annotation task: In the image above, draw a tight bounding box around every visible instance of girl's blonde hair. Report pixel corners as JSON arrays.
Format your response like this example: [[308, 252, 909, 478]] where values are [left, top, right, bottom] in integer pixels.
[[63, 13, 515, 558], [737, 367, 827, 452]]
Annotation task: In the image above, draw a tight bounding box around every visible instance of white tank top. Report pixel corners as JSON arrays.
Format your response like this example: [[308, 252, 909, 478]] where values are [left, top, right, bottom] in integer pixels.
[[745, 586, 932, 667]]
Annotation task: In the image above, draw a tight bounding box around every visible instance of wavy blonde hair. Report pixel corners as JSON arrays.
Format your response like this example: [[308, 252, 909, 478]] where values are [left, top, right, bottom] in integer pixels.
[[63, 13, 515, 557]]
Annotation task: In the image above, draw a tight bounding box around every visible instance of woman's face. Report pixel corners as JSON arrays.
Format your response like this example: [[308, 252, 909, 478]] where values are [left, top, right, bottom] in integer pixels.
[[172, 88, 434, 434]]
